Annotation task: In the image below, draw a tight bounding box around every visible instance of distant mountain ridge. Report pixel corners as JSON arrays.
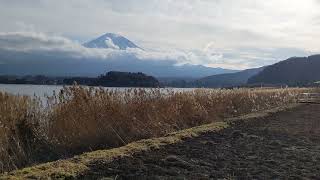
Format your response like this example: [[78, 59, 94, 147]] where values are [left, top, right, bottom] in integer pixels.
[[189, 54, 320, 88], [248, 54, 320, 86], [0, 33, 239, 78], [79, 33, 239, 78], [83, 33, 140, 50], [193, 67, 264, 88]]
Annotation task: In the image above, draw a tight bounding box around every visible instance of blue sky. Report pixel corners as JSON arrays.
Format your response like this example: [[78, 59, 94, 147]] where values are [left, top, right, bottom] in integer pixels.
[[0, 0, 319, 69]]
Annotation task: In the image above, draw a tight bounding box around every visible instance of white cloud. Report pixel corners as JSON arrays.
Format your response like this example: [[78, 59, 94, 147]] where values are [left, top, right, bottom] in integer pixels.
[[0, 31, 239, 77], [104, 38, 120, 50], [0, 31, 180, 62], [0, 32, 78, 51], [0, 31, 311, 74], [1, 0, 319, 52], [0, 0, 318, 71]]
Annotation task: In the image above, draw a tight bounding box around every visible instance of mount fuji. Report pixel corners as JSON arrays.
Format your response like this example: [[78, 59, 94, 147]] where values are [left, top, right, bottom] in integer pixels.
[[83, 33, 140, 50], [0, 32, 239, 78]]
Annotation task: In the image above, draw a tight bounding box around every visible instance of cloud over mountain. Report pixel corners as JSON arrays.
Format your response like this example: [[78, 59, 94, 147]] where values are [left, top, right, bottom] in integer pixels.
[[0, 32, 239, 77], [0, 0, 318, 70]]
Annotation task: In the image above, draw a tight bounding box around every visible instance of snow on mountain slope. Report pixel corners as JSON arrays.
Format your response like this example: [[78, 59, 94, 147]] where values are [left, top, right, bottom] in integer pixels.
[[83, 33, 140, 50]]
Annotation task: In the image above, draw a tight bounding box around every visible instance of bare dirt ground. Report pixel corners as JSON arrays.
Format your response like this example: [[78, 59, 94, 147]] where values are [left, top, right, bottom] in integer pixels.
[[79, 104, 320, 179]]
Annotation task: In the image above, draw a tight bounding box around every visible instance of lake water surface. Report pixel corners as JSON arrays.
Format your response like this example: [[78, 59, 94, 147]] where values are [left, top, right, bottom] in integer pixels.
[[0, 84, 196, 97]]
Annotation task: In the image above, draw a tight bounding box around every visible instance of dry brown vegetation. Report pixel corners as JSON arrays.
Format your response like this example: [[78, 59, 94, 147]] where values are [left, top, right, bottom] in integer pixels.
[[0, 93, 43, 172], [0, 86, 313, 173]]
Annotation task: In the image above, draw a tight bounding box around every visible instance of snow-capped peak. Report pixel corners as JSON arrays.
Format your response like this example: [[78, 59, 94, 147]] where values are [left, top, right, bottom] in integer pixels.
[[83, 33, 140, 50]]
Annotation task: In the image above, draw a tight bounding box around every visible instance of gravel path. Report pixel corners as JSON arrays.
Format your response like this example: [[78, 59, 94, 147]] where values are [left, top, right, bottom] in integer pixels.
[[80, 104, 320, 179]]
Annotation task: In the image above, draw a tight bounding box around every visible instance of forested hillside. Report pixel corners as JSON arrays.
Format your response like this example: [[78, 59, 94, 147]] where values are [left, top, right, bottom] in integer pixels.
[[248, 55, 320, 86]]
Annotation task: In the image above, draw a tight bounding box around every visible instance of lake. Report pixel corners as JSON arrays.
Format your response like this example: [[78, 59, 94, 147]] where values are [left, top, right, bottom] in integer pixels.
[[0, 84, 196, 97]]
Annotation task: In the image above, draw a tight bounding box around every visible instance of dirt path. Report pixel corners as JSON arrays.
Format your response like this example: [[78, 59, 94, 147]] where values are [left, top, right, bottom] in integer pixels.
[[79, 104, 320, 179]]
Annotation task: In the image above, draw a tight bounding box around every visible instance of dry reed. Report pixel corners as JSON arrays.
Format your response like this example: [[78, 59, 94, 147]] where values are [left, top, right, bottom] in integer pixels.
[[0, 86, 313, 173]]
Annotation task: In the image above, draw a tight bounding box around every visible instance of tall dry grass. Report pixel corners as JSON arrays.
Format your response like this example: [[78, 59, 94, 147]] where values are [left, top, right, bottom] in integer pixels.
[[0, 86, 313, 173], [0, 92, 46, 172], [45, 87, 308, 153]]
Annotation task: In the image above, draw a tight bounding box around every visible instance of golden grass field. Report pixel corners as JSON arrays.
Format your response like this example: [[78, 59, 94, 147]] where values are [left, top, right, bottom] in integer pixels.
[[0, 86, 314, 173]]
